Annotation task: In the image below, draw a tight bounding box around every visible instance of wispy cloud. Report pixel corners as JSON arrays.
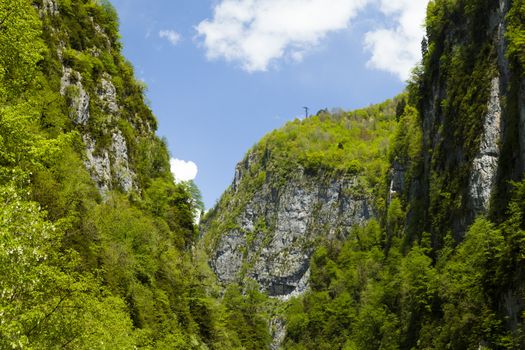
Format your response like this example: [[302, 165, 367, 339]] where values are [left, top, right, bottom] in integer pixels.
[[195, 0, 428, 80], [170, 158, 198, 183], [159, 29, 182, 46]]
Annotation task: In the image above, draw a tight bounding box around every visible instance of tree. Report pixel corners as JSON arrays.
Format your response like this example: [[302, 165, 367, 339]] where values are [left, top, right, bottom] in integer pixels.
[[0, 184, 136, 349], [0, 0, 44, 102]]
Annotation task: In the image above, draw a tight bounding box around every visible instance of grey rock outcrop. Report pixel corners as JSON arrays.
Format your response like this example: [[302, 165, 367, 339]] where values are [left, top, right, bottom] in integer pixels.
[[98, 73, 119, 114], [207, 154, 372, 299], [110, 131, 135, 193], [60, 67, 90, 126], [270, 317, 286, 350], [468, 0, 509, 216], [410, 0, 512, 237], [82, 131, 136, 195], [389, 160, 406, 203], [59, 63, 134, 195], [83, 134, 111, 194], [41, 0, 58, 16], [469, 77, 502, 213], [467, 0, 509, 215]]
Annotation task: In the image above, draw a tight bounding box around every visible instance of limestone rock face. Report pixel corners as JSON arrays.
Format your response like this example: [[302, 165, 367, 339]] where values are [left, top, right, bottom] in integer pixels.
[[81, 131, 136, 195], [111, 131, 135, 193], [98, 74, 119, 114], [60, 68, 134, 194], [205, 152, 372, 299], [407, 0, 512, 237], [389, 160, 405, 203], [41, 0, 58, 16], [60, 67, 90, 126], [270, 317, 286, 350], [83, 134, 111, 194], [469, 77, 502, 213]]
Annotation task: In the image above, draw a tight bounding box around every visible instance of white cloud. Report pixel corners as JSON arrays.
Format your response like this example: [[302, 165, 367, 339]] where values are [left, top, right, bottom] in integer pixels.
[[159, 30, 182, 46], [364, 0, 429, 81], [170, 158, 198, 183], [196, 0, 429, 81], [196, 0, 369, 72]]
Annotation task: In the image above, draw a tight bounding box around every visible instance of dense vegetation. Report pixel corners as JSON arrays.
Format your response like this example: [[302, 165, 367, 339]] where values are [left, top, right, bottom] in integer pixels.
[[202, 100, 400, 255], [282, 180, 525, 349], [0, 0, 268, 348], [280, 0, 525, 349], [2, 0, 525, 349]]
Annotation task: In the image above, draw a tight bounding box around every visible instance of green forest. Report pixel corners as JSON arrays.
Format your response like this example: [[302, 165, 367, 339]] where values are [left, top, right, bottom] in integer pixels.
[[1, 0, 525, 349], [0, 0, 262, 348]]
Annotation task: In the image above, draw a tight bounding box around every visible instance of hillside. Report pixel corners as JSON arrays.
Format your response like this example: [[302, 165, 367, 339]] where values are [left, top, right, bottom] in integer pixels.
[[2, 0, 525, 349], [202, 0, 525, 349], [0, 0, 261, 348], [201, 100, 399, 299]]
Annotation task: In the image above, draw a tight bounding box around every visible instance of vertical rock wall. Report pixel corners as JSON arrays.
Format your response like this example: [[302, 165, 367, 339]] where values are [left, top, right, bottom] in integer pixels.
[[468, 77, 502, 213], [206, 153, 372, 300], [50, 2, 137, 195]]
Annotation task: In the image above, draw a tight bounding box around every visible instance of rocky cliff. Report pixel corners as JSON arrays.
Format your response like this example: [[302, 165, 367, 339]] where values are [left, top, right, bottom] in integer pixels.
[[5, 0, 525, 348], [0, 1, 235, 347], [201, 102, 398, 299], [390, 0, 525, 244], [201, 1, 525, 348], [209, 159, 372, 299], [393, 0, 525, 340], [39, 0, 159, 196]]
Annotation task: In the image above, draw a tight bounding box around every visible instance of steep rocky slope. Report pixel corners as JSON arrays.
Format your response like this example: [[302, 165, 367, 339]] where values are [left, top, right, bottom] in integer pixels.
[[3, 0, 525, 348], [396, 0, 525, 340], [0, 1, 256, 348], [201, 102, 398, 299], [39, 0, 158, 196], [279, 0, 525, 348], [202, 0, 525, 349], [401, 0, 525, 241]]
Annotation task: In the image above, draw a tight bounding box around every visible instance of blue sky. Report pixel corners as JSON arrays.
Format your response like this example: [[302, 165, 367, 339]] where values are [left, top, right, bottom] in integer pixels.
[[109, 0, 428, 209]]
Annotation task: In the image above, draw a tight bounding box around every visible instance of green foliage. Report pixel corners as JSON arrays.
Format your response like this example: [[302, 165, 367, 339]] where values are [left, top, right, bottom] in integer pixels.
[[386, 197, 404, 239], [390, 105, 422, 174], [284, 187, 525, 349], [222, 281, 272, 349], [283, 221, 386, 349], [3, 0, 525, 348], [258, 103, 397, 181], [507, 0, 525, 72], [432, 219, 505, 348], [0, 183, 137, 349], [181, 179, 206, 220], [202, 100, 399, 259], [282, 1, 525, 347], [417, 0, 499, 243], [0, 0, 249, 348], [0, 0, 44, 102]]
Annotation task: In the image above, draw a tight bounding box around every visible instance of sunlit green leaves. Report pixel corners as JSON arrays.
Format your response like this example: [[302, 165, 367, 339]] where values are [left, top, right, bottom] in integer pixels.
[[0, 0, 44, 102]]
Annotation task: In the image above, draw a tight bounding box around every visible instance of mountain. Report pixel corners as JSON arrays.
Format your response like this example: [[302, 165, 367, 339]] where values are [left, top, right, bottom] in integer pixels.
[[2, 0, 525, 349], [0, 0, 261, 348], [200, 101, 399, 299], [202, 0, 525, 349]]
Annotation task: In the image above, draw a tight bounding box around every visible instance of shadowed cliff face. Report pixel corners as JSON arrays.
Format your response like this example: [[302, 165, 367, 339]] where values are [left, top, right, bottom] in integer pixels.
[[396, 0, 525, 336], [400, 0, 525, 244]]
